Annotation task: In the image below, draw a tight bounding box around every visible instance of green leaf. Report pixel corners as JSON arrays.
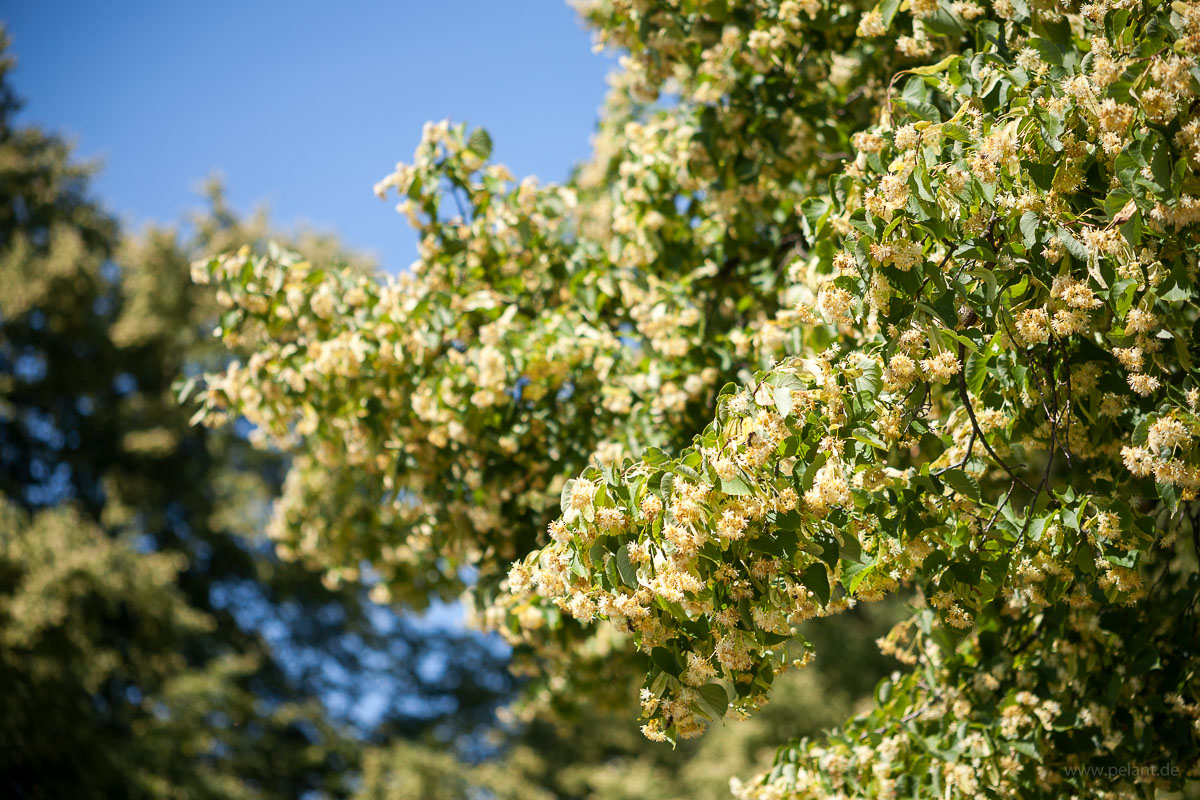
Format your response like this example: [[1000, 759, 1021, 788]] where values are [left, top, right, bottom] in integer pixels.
[[852, 427, 886, 450], [941, 468, 981, 501], [1023, 160, 1056, 192], [696, 683, 730, 721], [1019, 211, 1040, 249], [643, 447, 671, 466], [719, 474, 752, 496], [756, 528, 798, 558], [603, 555, 620, 589], [654, 471, 675, 503], [802, 562, 831, 605], [965, 350, 989, 396], [907, 54, 959, 76], [1056, 226, 1089, 262], [560, 479, 575, 514], [1158, 480, 1179, 511], [853, 356, 882, 399], [800, 197, 830, 239], [1009, 739, 1042, 762], [797, 452, 829, 492], [1132, 417, 1151, 446], [774, 510, 805, 530], [878, 0, 901, 28], [615, 544, 638, 587], [922, 8, 967, 35], [1104, 189, 1134, 218], [467, 127, 493, 160], [773, 385, 794, 417], [651, 647, 681, 676], [569, 549, 588, 578], [841, 560, 873, 594], [809, 530, 840, 567]]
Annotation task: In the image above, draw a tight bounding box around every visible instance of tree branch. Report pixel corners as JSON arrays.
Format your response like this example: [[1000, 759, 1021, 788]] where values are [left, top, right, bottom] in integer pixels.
[[956, 343, 1034, 494]]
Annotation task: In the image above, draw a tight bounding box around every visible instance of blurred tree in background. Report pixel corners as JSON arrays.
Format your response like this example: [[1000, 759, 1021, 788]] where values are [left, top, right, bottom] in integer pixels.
[[355, 602, 901, 800]]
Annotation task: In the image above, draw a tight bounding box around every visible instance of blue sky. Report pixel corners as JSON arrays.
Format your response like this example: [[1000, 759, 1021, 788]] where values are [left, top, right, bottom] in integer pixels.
[[3, 0, 613, 268]]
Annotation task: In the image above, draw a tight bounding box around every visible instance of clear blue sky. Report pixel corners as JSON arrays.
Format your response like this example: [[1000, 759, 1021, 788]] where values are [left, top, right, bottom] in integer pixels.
[[2, 0, 613, 268]]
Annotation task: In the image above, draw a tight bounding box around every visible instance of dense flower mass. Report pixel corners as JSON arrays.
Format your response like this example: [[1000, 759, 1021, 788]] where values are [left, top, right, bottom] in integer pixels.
[[190, 0, 1200, 795]]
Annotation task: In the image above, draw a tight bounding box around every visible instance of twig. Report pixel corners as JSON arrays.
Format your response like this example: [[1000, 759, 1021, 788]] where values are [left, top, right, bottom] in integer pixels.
[[933, 429, 975, 476], [984, 481, 1017, 535], [956, 343, 1034, 493]]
